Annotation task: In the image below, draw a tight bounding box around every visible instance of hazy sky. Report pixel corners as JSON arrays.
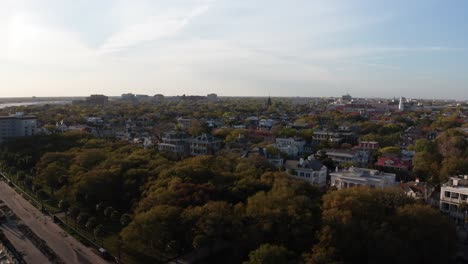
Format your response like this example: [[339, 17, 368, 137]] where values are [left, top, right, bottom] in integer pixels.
[[0, 0, 467, 99]]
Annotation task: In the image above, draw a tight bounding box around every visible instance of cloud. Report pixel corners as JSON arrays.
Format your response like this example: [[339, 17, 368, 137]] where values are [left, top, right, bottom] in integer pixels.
[[98, 2, 213, 54]]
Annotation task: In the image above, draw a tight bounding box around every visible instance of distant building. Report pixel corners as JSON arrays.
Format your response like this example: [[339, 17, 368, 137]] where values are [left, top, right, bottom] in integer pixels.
[[189, 134, 223, 156], [400, 179, 435, 203], [86, 94, 108, 105], [275, 137, 306, 158], [177, 118, 195, 130], [375, 156, 412, 171], [154, 94, 165, 100], [342, 94, 352, 102], [358, 141, 379, 150], [313, 126, 357, 145], [158, 131, 189, 155], [398, 97, 405, 111], [0, 114, 37, 144], [121, 93, 136, 101], [440, 175, 468, 226], [321, 149, 371, 167], [207, 93, 218, 100], [285, 156, 327, 186], [330, 167, 396, 190]]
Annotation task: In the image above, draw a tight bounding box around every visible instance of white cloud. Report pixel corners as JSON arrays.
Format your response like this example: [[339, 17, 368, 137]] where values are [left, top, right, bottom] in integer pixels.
[[98, 2, 212, 54]]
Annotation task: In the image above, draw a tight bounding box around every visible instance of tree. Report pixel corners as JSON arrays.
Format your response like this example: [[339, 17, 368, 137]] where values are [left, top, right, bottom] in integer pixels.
[[120, 214, 131, 226], [244, 244, 294, 264], [306, 187, 456, 264], [85, 217, 97, 230], [120, 205, 186, 257], [111, 210, 120, 222], [94, 224, 105, 246], [77, 212, 89, 226], [68, 207, 80, 229], [104, 206, 114, 219]]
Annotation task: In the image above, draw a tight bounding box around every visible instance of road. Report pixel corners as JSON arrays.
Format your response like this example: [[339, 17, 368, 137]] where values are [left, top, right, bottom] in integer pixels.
[[1, 221, 49, 263], [0, 181, 109, 264]]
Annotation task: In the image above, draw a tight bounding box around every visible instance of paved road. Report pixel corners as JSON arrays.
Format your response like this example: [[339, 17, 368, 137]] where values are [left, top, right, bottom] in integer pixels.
[[0, 181, 108, 264], [1, 221, 49, 263]]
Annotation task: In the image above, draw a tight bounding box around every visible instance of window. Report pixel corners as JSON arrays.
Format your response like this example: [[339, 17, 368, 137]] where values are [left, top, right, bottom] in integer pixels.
[[444, 191, 450, 198], [442, 202, 449, 210], [451, 193, 459, 199], [461, 194, 468, 201]]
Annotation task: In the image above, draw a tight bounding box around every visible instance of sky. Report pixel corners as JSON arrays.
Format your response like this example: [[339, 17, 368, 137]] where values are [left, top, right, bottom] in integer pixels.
[[0, 0, 467, 99]]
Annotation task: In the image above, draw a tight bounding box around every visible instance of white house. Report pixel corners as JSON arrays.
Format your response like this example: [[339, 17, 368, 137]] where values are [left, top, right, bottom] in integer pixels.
[[440, 175, 468, 226], [330, 167, 396, 190], [275, 137, 306, 157], [285, 156, 327, 187]]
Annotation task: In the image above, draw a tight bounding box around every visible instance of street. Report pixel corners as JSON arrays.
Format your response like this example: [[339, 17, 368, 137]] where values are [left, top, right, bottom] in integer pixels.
[[0, 181, 109, 264]]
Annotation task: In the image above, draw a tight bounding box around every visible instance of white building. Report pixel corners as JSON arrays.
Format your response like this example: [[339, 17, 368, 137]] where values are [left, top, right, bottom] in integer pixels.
[[285, 156, 327, 187], [321, 149, 371, 167], [275, 138, 306, 157], [0, 114, 37, 144], [189, 133, 223, 156], [398, 97, 405, 111], [158, 131, 189, 154], [440, 175, 468, 226], [330, 167, 396, 190]]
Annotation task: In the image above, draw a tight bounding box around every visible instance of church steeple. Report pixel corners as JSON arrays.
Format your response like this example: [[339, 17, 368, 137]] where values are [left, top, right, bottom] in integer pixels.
[[267, 96, 272, 107]]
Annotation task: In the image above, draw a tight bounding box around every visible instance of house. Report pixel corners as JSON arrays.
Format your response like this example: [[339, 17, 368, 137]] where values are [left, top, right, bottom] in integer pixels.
[[189, 134, 223, 156], [177, 118, 195, 130], [158, 131, 189, 154], [375, 156, 412, 171], [400, 179, 436, 204], [275, 137, 306, 158], [321, 149, 371, 167], [330, 167, 396, 190], [285, 156, 327, 186], [440, 175, 468, 226], [358, 141, 379, 151], [259, 119, 276, 130]]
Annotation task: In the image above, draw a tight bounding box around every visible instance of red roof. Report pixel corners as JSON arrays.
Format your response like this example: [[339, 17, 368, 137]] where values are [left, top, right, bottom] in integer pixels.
[[375, 157, 412, 170]]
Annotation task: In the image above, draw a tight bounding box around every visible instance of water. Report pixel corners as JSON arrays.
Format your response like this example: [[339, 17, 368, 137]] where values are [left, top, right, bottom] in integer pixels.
[[0, 101, 71, 109]]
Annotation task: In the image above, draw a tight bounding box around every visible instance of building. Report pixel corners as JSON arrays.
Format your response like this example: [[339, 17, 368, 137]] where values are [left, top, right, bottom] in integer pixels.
[[399, 179, 434, 202], [440, 175, 468, 225], [158, 131, 189, 155], [312, 127, 357, 145], [207, 93, 218, 100], [86, 94, 108, 105], [189, 134, 223, 156], [330, 167, 396, 190], [398, 97, 405, 111], [121, 93, 136, 101], [358, 141, 379, 150], [0, 114, 37, 144], [285, 156, 327, 186], [375, 156, 412, 171], [177, 118, 195, 130], [275, 137, 306, 158], [321, 149, 371, 167]]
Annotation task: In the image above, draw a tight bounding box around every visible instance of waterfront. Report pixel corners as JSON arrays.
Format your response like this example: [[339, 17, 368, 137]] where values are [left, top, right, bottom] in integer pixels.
[[0, 101, 71, 109]]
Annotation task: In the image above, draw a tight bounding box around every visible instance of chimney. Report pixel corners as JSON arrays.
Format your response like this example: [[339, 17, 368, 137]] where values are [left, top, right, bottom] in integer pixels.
[[335, 166, 339, 172], [299, 158, 304, 166]]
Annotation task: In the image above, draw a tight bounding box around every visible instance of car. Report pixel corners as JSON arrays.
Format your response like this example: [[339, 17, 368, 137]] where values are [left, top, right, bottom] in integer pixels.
[[98, 248, 111, 259]]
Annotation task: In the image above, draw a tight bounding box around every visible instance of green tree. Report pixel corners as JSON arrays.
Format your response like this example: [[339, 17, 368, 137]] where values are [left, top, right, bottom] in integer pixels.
[[244, 244, 294, 264], [306, 187, 456, 264]]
